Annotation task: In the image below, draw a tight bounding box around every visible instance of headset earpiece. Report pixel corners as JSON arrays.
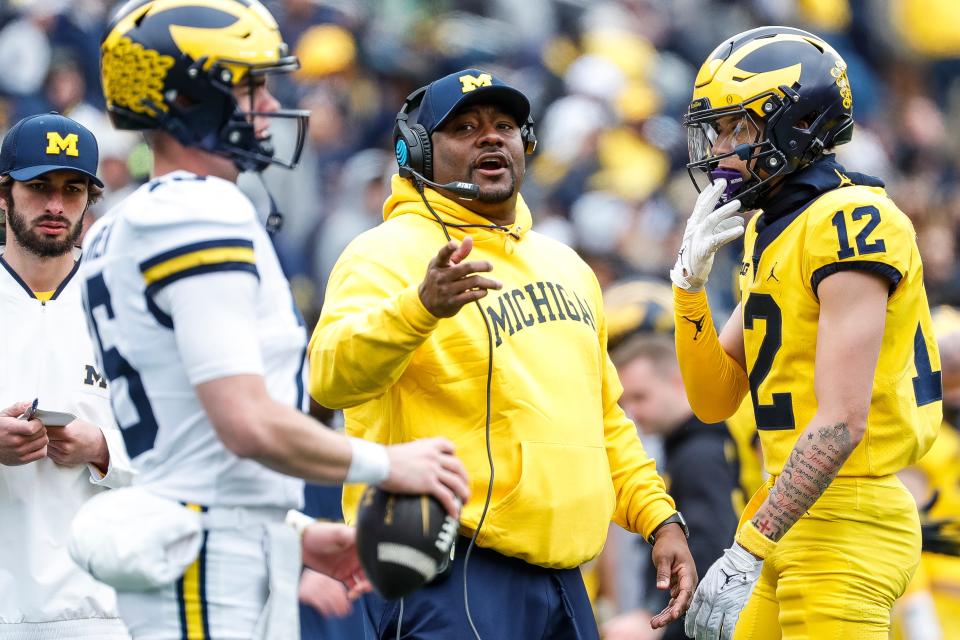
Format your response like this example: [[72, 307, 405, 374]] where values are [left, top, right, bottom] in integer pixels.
[[394, 87, 433, 180], [413, 123, 432, 180], [521, 117, 537, 155]]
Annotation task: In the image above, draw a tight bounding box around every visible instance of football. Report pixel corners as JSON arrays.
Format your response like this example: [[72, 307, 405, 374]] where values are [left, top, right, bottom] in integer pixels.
[[355, 488, 459, 600]]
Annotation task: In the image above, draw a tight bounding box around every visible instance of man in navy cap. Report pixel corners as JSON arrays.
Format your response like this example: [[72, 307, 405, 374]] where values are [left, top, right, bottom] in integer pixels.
[[0, 112, 133, 638], [310, 69, 697, 639]]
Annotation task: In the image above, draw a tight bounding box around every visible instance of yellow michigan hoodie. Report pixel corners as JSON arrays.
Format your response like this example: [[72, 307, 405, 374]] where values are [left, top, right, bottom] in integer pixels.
[[309, 176, 675, 568]]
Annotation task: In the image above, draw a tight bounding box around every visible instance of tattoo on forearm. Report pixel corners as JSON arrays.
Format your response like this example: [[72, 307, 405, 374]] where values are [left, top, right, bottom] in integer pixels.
[[751, 422, 854, 541]]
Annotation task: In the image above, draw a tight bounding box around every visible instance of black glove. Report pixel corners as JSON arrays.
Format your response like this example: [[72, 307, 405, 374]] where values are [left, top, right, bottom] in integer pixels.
[[921, 518, 960, 557]]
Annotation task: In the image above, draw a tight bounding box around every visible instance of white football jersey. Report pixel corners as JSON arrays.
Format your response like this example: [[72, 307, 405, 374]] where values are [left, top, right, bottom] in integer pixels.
[[79, 171, 305, 508]]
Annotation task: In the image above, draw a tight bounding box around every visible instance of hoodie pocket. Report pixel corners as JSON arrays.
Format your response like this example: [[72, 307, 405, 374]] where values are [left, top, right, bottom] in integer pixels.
[[478, 440, 616, 568]]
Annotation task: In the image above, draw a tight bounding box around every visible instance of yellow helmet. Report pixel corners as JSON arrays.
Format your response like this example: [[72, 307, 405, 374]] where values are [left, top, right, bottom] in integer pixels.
[[603, 278, 674, 350], [101, 0, 308, 172], [684, 26, 854, 209]]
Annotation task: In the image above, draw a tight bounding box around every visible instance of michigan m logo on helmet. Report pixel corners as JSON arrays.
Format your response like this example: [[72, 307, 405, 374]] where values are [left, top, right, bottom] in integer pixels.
[[101, 0, 308, 172], [683, 26, 855, 208]]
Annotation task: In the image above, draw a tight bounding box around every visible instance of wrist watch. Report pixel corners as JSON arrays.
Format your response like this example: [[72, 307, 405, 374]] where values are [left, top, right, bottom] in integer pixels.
[[648, 511, 689, 544]]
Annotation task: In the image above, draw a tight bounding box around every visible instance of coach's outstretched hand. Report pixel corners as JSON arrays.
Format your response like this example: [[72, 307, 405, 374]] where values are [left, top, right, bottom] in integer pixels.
[[649, 524, 698, 630], [382, 438, 470, 519], [419, 236, 503, 317]]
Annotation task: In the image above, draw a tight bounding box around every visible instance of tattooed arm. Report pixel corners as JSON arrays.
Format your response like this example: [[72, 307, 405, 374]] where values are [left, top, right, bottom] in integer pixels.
[[748, 269, 891, 545]]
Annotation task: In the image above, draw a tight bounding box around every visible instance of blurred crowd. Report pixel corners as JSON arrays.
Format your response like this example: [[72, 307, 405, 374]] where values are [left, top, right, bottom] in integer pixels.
[[1, 0, 960, 326]]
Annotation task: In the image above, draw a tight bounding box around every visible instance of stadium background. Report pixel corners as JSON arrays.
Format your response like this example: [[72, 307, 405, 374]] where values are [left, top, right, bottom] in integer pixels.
[[1, 0, 958, 637]]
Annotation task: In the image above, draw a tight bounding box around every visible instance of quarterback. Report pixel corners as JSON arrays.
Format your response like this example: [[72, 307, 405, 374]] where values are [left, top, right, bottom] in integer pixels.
[[80, 1, 468, 638], [671, 27, 941, 639]]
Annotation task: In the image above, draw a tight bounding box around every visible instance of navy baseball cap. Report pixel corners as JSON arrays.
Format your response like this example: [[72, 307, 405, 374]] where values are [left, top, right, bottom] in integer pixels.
[[417, 69, 531, 134], [0, 112, 103, 188]]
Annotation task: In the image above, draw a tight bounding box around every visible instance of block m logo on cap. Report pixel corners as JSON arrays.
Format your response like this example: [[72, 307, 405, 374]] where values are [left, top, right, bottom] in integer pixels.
[[46, 132, 79, 157], [458, 73, 492, 94]]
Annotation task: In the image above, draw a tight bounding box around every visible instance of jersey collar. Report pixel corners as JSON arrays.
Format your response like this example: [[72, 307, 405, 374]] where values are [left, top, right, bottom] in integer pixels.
[[0, 246, 81, 301]]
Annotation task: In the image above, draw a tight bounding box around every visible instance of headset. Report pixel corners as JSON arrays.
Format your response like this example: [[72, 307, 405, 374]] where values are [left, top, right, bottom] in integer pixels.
[[393, 85, 537, 200], [391, 83, 536, 640]]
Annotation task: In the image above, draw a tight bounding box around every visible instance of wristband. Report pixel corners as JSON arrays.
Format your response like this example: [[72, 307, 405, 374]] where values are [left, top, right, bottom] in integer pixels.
[[735, 520, 777, 560], [345, 437, 391, 485]]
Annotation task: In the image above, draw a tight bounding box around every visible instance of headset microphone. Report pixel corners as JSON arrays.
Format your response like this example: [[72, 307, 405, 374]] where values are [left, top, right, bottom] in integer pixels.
[[399, 166, 480, 200]]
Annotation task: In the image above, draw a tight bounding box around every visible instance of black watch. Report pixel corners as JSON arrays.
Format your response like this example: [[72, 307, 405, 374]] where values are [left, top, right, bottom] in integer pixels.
[[647, 511, 689, 544]]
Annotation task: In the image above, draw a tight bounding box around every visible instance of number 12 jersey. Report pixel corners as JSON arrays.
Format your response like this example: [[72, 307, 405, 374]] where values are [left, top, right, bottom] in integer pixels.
[[739, 180, 941, 477]]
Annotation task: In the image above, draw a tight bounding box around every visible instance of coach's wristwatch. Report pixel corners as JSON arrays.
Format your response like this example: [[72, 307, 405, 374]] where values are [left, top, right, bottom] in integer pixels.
[[647, 511, 689, 545]]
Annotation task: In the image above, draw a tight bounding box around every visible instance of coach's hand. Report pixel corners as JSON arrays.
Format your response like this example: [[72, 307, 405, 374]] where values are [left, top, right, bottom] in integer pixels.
[[419, 236, 502, 317], [0, 401, 47, 466], [669, 179, 744, 292], [382, 438, 469, 519], [684, 542, 761, 640], [649, 524, 697, 630]]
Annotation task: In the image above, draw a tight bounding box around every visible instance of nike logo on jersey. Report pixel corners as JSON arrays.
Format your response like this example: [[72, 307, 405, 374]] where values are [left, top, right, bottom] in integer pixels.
[[681, 314, 706, 341]]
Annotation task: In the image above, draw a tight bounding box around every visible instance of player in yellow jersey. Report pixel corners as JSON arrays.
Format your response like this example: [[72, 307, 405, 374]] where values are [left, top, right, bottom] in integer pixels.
[[669, 27, 942, 639], [893, 305, 960, 639]]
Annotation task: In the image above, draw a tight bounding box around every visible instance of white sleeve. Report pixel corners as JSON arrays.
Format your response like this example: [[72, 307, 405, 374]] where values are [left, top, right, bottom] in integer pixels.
[[88, 425, 136, 488], [154, 271, 264, 385]]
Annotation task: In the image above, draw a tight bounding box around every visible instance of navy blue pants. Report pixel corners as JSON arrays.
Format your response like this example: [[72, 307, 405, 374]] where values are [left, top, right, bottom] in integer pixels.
[[361, 537, 600, 640]]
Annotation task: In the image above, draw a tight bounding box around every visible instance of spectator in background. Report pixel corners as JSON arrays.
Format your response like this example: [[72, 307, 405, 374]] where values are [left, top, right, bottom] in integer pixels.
[[35, 52, 104, 133], [602, 334, 739, 640], [310, 148, 392, 306], [0, 2, 53, 100]]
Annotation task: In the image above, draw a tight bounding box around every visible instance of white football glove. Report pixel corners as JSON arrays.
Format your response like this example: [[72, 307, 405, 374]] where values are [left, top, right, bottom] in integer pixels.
[[684, 542, 761, 640], [670, 179, 745, 292]]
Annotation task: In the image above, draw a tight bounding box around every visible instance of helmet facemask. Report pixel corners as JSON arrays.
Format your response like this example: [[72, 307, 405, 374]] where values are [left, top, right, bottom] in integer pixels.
[[684, 92, 789, 210], [212, 56, 308, 173]]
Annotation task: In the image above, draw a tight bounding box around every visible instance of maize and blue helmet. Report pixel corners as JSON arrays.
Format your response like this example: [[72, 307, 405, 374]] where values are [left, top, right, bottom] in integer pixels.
[[101, 0, 308, 173], [684, 26, 855, 208]]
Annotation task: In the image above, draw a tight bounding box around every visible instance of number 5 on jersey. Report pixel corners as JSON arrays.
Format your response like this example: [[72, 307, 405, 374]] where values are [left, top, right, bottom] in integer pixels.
[[83, 272, 160, 457]]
